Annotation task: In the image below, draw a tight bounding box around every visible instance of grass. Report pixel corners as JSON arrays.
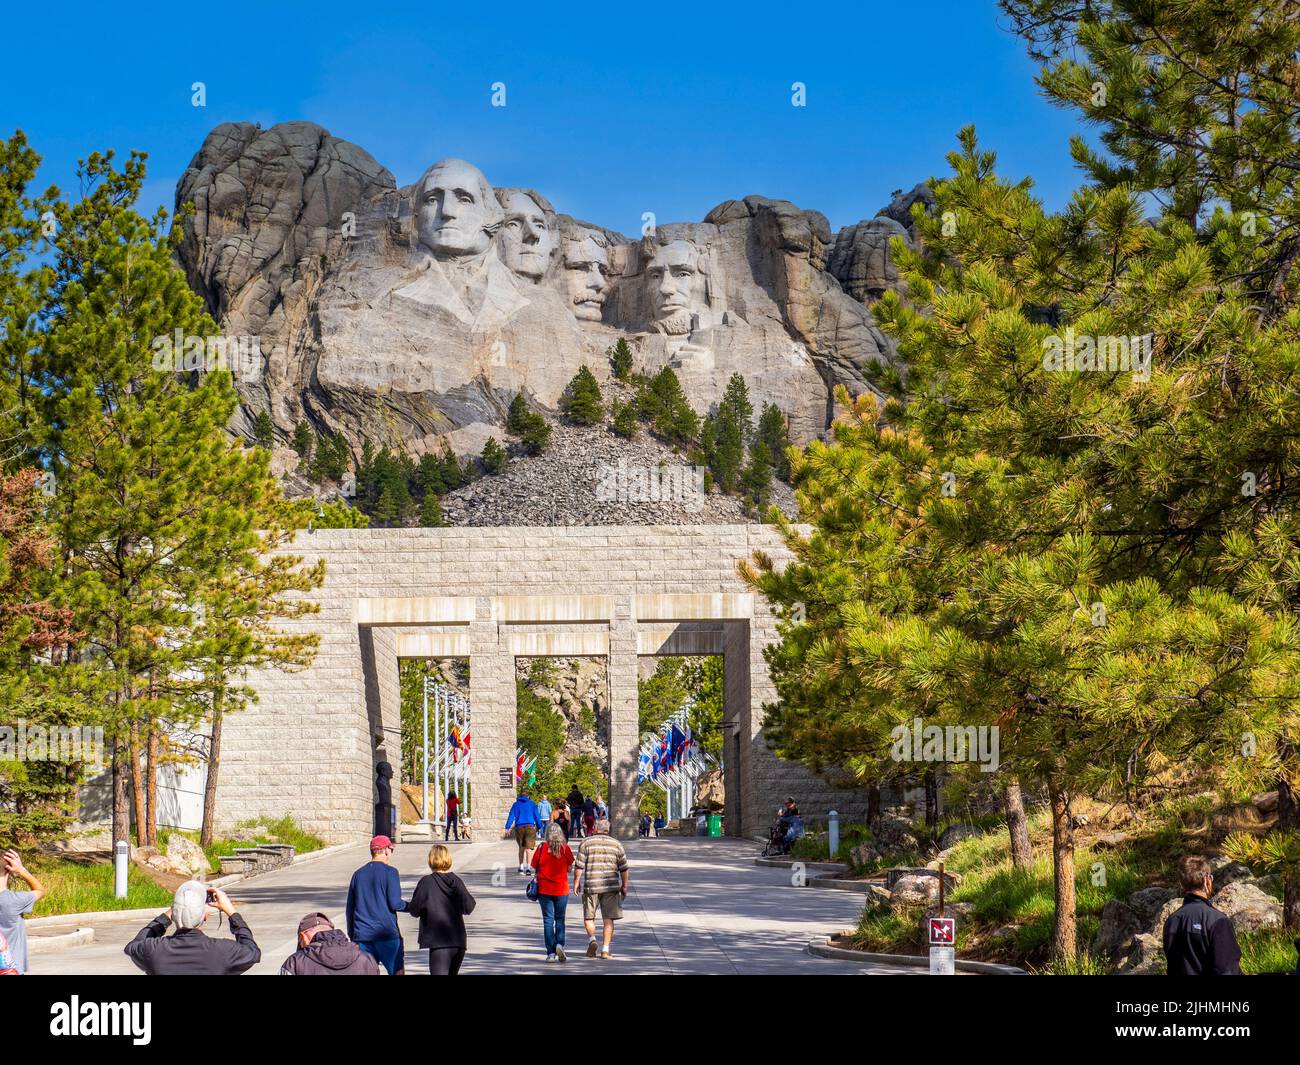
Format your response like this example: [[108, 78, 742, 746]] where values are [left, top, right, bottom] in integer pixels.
[[843, 797, 1279, 971], [159, 816, 326, 875], [21, 854, 173, 917]]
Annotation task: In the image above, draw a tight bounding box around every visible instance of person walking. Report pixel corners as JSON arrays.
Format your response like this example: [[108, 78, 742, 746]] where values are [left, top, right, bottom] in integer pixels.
[[125, 882, 261, 975], [345, 835, 407, 975], [505, 790, 543, 874], [445, 790, 462, 841], [279, 913, 380, 975], [537, 794, 553, 829], [1163, 855, 1242, 975], [555, 801, 571, 840], [582, 795, 597, 837], [406, 844, 477, 975], [531, 823, 575, 962], [567, 785, 585, 839], [0, 849, 45, 975], [573, 818, 629, 961]]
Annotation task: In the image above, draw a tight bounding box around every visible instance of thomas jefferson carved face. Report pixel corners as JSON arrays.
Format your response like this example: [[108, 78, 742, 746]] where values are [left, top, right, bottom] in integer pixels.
[[414, 159, 502, 259], [559, 229, 611, 320], [497, 190, 556, 281], [646, 239, 707, 335]]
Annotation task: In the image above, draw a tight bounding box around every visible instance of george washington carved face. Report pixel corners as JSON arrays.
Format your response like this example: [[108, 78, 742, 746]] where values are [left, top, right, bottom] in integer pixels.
[[414, 158, 502, 259]]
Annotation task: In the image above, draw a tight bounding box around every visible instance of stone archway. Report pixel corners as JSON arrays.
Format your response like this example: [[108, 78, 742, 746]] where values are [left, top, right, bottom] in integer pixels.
[[216, 527, 867, 842]]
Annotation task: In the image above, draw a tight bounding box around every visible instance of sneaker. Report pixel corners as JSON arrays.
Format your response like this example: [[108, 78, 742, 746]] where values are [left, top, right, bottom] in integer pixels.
[[546, 954, 557, 963], [586, 938, 598, 958], [600, 949, 614, 960], [556, 945, 567, 963]]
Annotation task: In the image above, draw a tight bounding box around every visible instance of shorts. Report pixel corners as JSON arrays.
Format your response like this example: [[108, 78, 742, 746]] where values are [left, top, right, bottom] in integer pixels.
[[582, 890, 624, 922], [357, 937, 405, 975], [515, 825, 537, 848]]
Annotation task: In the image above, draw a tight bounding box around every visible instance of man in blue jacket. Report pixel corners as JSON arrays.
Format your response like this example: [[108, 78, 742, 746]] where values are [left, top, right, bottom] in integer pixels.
[[346, 835, 407, 975], [505, 791, 543, 874]]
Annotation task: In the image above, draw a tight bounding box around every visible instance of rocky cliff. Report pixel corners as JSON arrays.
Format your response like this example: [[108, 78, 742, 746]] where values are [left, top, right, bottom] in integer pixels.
[[174, 121, 925, 464]]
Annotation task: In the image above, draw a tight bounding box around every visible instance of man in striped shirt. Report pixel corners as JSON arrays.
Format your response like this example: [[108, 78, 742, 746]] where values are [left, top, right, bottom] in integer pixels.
[[573, 818, 630, 960]]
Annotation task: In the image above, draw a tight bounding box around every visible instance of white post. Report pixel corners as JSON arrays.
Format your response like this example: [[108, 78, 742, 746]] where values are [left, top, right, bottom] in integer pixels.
[[421, 679, 431, 823], [114, 839, 129, 899], [828, 809, 840, 858]]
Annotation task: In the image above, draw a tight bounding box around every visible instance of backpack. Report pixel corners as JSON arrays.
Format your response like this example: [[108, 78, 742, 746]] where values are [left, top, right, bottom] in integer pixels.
[[0, 929, 18, 975]]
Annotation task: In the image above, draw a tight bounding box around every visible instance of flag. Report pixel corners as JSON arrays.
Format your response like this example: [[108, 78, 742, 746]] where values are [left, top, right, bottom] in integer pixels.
[[516, 751, 527, 780], [637, 751, 651, 784], [669, 724, 687, 768]]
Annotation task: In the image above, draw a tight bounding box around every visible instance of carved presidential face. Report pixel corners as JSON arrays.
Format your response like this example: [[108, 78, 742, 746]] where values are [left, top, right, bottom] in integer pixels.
[[559, 230, 611, 320], [497, 191, 556, 281], [414, 159, 501, 259], [646, 239, 706, 335]]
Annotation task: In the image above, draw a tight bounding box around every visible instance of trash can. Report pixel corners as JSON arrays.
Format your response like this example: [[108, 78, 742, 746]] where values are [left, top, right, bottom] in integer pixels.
[[707, 814, 723, 837]]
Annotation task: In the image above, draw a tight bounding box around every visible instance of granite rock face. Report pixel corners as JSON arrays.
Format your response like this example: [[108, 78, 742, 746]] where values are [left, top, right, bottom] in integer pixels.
[[175, 121, 913, 460]]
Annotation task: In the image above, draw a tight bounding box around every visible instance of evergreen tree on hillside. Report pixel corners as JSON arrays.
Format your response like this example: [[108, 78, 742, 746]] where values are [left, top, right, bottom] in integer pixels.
[[611, 401, 637, 439], [419, 491, 447, 528], [506, 392, 532, 435], [608, 337, 633, 382], [636, 367, 698, 447], [481, 436, 507, 474], [758, 403, 792, 482], [741, 439, 773, 510], [292, 420, 313, 461], [560, 364, 604, 426], [252, 410, 274, 449]]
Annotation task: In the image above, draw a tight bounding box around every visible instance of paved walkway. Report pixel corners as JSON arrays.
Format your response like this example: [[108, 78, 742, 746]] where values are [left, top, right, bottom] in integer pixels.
[[34, 836, 920, 976]]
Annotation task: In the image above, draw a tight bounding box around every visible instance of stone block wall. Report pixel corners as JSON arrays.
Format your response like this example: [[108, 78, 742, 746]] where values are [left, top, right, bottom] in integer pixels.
[[220, 525, 873, 843]]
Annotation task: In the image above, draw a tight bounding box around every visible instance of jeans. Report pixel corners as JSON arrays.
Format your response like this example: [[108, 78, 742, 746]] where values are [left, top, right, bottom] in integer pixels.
[[539, 893, 568, 955], [444, 813, 459, 840]]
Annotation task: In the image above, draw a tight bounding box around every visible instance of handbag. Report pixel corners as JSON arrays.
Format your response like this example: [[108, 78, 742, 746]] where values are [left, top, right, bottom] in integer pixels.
[[526, 862, 540, 901]]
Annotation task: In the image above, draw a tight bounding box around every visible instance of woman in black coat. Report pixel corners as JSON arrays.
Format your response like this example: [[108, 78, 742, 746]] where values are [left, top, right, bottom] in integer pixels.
[[406, 845, 477, 975]]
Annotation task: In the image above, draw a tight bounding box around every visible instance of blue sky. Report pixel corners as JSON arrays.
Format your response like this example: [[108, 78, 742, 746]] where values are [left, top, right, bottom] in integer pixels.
[[1, 1, 1087, 233]]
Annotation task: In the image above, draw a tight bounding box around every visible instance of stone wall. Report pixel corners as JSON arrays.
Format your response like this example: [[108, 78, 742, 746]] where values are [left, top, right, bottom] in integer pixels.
[[219, 526, 874, 842]]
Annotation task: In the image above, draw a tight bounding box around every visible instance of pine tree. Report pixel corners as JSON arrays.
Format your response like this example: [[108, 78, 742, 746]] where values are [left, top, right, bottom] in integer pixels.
[[252, 410, 274, 449], [292, 420, 313, 462], [419, 491, 447, 528], [758, 403, 792, 482], [637, 367, 698, 447], [481, 436, 507, 475], [742, 439, 773, 510], [39, 148, 322, 848], [560, 364, 604, 426], [521, 415, 552, 456], [611, 401, 637, 439], [608, 338, 633, 382], [506, 392, 532, 435]]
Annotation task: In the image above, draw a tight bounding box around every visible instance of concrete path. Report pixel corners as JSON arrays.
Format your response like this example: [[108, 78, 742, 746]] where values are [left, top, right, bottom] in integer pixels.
[[33, 836, 919, 976]]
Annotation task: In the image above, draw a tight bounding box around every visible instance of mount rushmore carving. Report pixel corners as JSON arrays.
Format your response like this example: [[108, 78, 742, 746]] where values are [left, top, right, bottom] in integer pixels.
[[175, 121, 927, 459]]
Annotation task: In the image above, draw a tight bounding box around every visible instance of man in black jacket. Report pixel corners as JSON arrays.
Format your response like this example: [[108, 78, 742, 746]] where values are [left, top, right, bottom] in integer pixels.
[[125, 882, 261, 976], [1163, 855, 1242, 975], [567, 786, 585, 839]]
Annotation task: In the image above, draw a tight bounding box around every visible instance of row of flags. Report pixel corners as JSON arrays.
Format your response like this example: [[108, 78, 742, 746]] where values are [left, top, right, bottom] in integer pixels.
[[515, 748, 537, 787], [448, 724, 471, 764], [638, 723, 699, 784]]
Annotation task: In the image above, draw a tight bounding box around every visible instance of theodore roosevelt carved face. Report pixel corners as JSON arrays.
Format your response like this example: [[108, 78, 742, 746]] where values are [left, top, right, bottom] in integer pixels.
[[558, 227, 611, 321]]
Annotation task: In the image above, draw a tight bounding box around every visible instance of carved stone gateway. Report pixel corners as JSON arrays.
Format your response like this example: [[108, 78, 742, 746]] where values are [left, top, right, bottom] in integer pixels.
[[216, 526, 870, 842], [176, 121, 905, 459]]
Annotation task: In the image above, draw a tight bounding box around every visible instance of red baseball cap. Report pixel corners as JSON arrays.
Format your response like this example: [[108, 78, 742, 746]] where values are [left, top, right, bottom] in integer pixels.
[[369, 835, 395, 851]]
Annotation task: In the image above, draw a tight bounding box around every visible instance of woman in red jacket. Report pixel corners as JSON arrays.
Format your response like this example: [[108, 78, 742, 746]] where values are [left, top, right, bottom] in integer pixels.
[[530, 823, 575, 962]]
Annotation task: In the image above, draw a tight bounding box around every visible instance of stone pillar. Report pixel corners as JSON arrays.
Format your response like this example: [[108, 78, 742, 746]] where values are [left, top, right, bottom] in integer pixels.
[[722, 620, 752, 838], [468, 597, 514, 833], [607, 597, 640, 839]]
